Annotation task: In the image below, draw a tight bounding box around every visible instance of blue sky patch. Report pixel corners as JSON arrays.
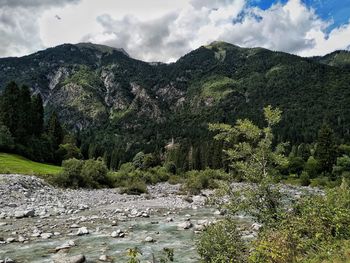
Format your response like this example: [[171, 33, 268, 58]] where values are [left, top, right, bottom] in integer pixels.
[[248, 0, 349, 32]]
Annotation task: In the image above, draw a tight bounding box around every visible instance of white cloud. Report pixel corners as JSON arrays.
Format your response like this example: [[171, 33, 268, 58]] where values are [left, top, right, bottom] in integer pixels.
[[0, 0, 349, 61], [0, 0, 80, 57]]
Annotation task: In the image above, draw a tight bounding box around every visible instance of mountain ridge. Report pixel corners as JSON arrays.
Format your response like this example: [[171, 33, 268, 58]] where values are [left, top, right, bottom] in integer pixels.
[[1, 41, 350, 164]]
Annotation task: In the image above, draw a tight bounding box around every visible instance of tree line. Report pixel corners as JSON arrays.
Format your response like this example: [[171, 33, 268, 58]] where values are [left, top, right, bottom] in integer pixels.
[[0, 81, 65, 163]]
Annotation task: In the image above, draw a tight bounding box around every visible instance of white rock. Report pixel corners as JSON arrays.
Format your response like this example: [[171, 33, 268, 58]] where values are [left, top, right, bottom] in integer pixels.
[[145, 236, 154, 242], [99, 255, 108, 261], [178, 221, 193, 230], [41, 233, 53, 239], [76, 227, 89, 236]]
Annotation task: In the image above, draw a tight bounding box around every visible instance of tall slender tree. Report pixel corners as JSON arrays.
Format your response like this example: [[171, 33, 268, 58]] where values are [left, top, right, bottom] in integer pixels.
[[48, 111, 64, 149], [0, 82, 21, 136], [314, 124, 337, 176], [31, 94, 44, 136]]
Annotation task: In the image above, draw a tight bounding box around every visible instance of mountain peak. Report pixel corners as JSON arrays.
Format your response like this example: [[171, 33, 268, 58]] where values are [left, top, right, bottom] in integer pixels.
[[75, 42, 129, 57]]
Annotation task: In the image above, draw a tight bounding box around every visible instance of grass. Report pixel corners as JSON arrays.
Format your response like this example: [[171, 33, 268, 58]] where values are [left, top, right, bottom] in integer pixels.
[[0, 153, 62, 176]]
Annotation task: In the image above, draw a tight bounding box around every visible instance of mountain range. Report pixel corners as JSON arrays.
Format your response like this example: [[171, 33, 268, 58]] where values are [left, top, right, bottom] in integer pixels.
[[1, 41, 350, 164]]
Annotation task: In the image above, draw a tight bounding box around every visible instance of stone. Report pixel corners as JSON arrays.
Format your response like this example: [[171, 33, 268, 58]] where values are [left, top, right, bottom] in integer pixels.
[[177, 221, 193, 230], [166, 217, 173, 222], [111, 231, 118, 238], [6, 237, 15, 243], [18, 235, 26, 242], [76, 227, 89, 236], [41, 233, 53, 239], [251, 223, 262, 231], [194, 224, 205, 231], [14, 209, 35, 219], [52, 254, 86, 263], [99, 255, 108, 261], [55, 240, 76, 252], [3, 258, 15, 263], [144, 236, 154, 242]]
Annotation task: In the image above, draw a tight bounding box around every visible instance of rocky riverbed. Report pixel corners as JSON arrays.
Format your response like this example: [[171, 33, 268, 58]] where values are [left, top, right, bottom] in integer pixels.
[[0, 174, 322, 263]]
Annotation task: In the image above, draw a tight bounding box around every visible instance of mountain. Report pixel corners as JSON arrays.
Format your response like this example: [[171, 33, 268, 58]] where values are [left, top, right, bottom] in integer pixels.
[[1, 41, 350, 166]]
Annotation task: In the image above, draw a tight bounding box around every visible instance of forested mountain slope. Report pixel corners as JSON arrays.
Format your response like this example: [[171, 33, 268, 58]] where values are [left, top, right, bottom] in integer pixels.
[[1, 41, 350, 166]]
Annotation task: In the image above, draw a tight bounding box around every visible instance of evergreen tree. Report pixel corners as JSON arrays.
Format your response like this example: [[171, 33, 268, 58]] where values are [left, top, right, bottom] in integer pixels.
[[16, 85, 32, 142], [0, 82, 21, 136], [47, 111, 64, 149], [31, 94, 44, 136], [314, 124, 337, 176]]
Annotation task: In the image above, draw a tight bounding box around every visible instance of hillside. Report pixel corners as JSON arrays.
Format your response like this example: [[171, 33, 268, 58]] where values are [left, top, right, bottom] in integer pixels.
[[1, 41, 350, 166], [0, 153, 62, 176]]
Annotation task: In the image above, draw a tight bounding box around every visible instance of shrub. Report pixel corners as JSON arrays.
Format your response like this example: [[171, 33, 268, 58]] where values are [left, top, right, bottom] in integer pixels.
[[81, 158, 109, 188], [300, 171, 311, 186], [121, 179, 148, 195], [182, 169, 227, 195], [197, 219, 247, 263], [56, 143, 83, 162], [54, 158, 84, 188], [250, 182, 350, 262], [165, 162, 177, 174]]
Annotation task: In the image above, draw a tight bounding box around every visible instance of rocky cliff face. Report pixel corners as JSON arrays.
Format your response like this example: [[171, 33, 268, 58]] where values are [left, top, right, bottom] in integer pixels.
[[1, 41, 350, 143]]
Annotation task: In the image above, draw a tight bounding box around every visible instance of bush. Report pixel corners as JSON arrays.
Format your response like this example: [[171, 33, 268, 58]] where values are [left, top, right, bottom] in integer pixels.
[[81, 158, 109, 188], [56, 143, 83, 162], [120, 179, 148, 195], [54, 158, 84, 188], [250, 182, 350, 262], [183, 169, 228, 195], [197, 219, 247, 263], [54, 158, 109, 188], [300, 171, 311, 186]]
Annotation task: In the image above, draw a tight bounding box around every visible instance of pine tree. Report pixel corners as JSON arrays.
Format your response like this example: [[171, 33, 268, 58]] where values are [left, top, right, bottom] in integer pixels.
[[0, 81, 21, 136], [31, 94, 44, 136], [16, 85, 32, 142], [47, 111, 64, 149], [314, 124, 337, 176]]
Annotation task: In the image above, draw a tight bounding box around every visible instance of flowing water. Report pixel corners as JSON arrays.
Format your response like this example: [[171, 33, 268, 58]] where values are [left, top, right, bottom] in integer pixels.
[[0, 207, 251, 262]]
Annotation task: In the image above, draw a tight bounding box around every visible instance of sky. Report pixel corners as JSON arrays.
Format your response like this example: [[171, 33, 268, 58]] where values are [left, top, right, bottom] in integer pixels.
[[0, 0, 349, 62]]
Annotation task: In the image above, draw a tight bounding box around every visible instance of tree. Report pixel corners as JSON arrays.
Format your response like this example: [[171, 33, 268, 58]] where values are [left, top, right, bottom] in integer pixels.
[[31, 94, 44, 136], [333, 155, 350, 181], [314, 124, 337, 177], [81, 158, 109, 188], [16, 85, 32, 142], [47, 111, 64, 149], [197, 219, 247, 263], [209, 106, 288, 225], [0, 82, 21, 136], [0, 124, 14, 151], [209, 105, 288, 183]]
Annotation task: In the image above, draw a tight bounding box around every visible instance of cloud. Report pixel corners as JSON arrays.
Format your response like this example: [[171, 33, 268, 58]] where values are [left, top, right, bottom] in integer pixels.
[[83, 0, 246, 62], [0, 0, 349, 61], [0, 0, 80, 57], [0, 0, 80, 8]]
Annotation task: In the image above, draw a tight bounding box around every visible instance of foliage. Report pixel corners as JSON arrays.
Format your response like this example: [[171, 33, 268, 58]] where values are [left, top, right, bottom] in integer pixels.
[[197, 219, 247, 263], [120, 179, 148, 195], [314, 124, 337, 177], [209, 105, 288, 183], [126, 247, 142, 263], [250, 181, 350, 262], [54, 158, 109, 188], [182, 168, 228, 195], [300, 171, 311, 186], [81, 158, 109, 188], [0, 124, 14, 151], [333, 155, 350, 181], [56, 143, 83, 162]]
